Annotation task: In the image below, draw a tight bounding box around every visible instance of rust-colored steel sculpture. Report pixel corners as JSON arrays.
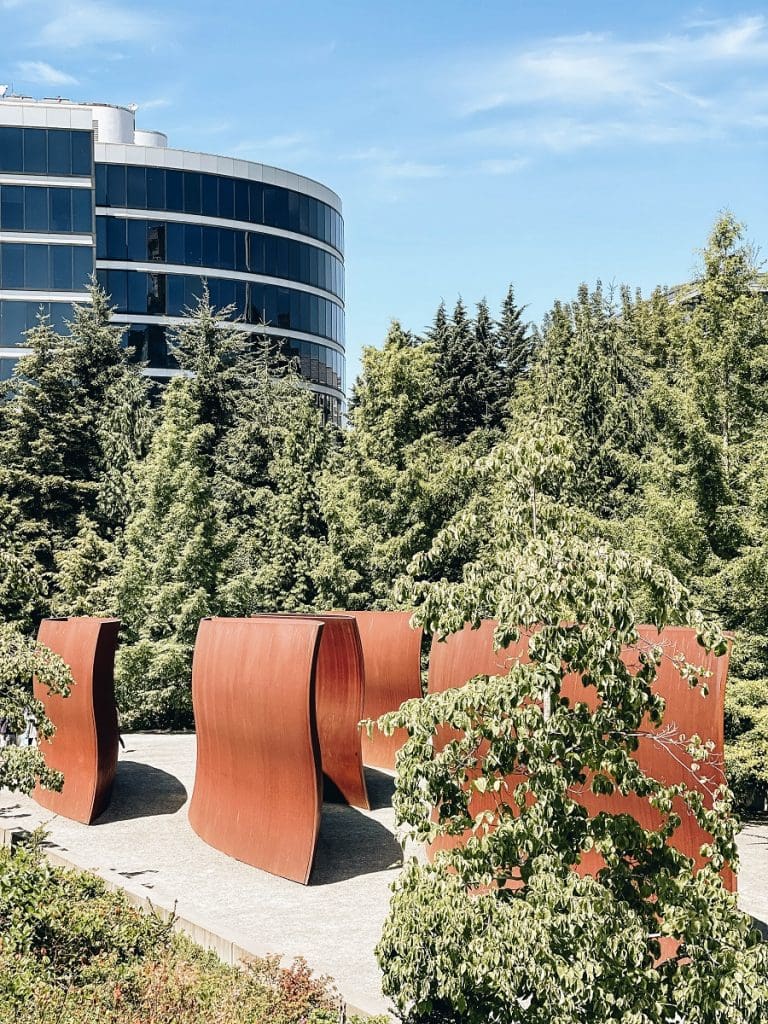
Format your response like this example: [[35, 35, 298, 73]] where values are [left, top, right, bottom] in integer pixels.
[[428, 619, 526, 694], [341, 611, 423, 771], [427, 621, 734, 891], [33, 617, 121, 824], [188, 616, 325, 884], [253, 614, 369, 809]]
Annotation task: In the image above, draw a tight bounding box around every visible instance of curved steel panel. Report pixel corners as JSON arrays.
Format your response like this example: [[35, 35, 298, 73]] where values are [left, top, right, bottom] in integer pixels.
[[254, 614, 369, 809], [188, 616, 324, 884], [426, 622, 734, 890], [342, 611, 424, 770], [33, 617, 120, 824]]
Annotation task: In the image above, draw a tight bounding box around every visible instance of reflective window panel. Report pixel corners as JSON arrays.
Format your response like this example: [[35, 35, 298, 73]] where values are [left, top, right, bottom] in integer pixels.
[[112, 320, 344, 396], [97, 269, 344, 345], [96, 216, 343, 299], [0, 298, 84, 345], [0, 243, 93, 290], [95, 164, 343, 252], [0, 127, 93, 176], [0, 185, 93, 233]]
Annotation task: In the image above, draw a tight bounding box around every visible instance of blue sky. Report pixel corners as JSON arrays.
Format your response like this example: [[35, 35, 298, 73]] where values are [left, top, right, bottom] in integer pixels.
[[1, 1, 766, 383]]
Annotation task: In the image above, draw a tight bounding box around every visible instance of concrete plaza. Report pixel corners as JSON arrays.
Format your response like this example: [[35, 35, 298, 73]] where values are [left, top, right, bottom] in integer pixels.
[[1, 733, 766, 1016]]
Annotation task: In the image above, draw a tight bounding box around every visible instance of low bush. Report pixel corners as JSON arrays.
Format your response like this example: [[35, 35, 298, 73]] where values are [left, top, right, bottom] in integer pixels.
[[0, 840, 384, 1024]]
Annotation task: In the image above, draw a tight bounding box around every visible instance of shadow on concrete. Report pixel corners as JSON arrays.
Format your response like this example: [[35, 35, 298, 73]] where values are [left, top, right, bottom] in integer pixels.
[[751, 915, 768, 940], [310, 801, 403, 886], [0, 804, 31, 820], [94, 760, 187, 825], [323, 767, 395, 811], [364, 767, 396, 811]]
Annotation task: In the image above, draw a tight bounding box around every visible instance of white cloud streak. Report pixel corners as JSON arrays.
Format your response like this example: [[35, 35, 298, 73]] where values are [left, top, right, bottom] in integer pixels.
[[14, 60, 78, 85], [457, 16, 768, 115], [38, 2, 161, 48], [442, 14, 768, 160]]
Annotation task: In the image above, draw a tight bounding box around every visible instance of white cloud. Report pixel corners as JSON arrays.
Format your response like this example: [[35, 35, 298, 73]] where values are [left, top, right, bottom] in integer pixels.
[[15, 60, 78, 86], [456, 15, 768, 115], [139, 98, 171, 112], [382, 161, 446, 179], [477, 157, 528, 175], [39, 2, 161, 48], [437, 13, 768, 165]]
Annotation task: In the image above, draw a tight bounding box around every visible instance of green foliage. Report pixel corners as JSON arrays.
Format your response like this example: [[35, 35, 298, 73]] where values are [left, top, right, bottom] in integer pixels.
[[320, 320, 474, 608], [374, 421, 766, 1022], [113, 379, 224, 728], [429, 286, 530, 441], [214, 339, 340, 616], [380, 858, 764, 1024], [0, 285, 151, 621], [521, 281, 648, 516], [0, 842, 356, 1024], [0, 624, 72, 794], [725, 676, 768, 813], [112, 292, 339, 726]]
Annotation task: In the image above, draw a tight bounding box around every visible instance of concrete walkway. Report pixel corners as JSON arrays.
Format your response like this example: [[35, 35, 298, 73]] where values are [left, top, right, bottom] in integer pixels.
[[1, 734, 766, 1016]]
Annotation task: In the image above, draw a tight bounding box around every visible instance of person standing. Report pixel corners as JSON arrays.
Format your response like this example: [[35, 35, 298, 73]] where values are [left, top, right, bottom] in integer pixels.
[[19, 708, 37, 747]]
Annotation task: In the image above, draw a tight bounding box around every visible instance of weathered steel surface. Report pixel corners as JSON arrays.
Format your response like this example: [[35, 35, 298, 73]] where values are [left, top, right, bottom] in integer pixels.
[[427, 621, 734, 890], [254, 614, 369, 809], [188, 616, 324, 884], [33, 617, 121, 824], [428, 619, 526, 694], [343, 610, 423, 771]]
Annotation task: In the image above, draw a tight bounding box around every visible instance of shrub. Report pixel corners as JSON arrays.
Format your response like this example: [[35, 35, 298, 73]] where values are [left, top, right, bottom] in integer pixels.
[[0, 841, 378, 1024]]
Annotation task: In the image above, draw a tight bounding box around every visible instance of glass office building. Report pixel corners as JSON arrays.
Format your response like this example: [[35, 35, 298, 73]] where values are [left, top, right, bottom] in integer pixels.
[[0, 97, 345, 423]]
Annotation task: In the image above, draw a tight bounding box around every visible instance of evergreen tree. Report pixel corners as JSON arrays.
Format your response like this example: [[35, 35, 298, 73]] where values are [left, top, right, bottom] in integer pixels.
[[496, 282, 532, 386], [0, 285, 150, 619], [112, 292, 338, 725], [321, 320, 471, 607], [214, 342, 339, 615], [473, 296, 504, 428], [435, 296, 480, 440], [430, 289, 530, 440], [113, 379, 225, 728], [167, 288, 250, 445], [522, 282, 648, 515]]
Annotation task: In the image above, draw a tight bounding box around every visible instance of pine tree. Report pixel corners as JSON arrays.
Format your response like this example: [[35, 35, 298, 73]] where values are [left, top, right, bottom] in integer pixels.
[[113, 379, 225, 728], [473, 297, 503, 428], [522, 282, 648, 515], [214, 341, 338, 615], [321, 319, 473, 607], [430, 291, 527, 440], [496, 282, 532, 386], [0, 284, 150, 619]]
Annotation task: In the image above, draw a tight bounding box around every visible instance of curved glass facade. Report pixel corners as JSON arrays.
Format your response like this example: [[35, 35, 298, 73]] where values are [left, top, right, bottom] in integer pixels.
[[123, 322, 344, 389], [0, 185, 92, 233], [0, 101, 344, 422], [0, 298, 82, 342], [0, 242, 93, 290], [96, 217, 343, 299], [95, 164, 343, 252], [0, 126, 92, 176], [96, 269, 344, 344]]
